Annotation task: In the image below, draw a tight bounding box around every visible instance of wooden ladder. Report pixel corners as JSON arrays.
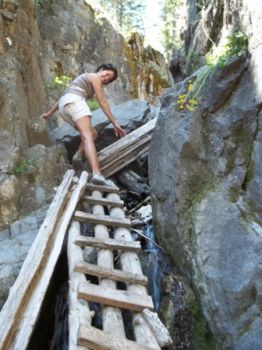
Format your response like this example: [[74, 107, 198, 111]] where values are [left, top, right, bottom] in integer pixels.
[[68, 181, 172, 350], [0, 170, 171, 350]]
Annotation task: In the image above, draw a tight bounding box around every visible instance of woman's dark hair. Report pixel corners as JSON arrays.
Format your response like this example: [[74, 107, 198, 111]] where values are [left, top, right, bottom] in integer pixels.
[[95, 63, 118, 84]]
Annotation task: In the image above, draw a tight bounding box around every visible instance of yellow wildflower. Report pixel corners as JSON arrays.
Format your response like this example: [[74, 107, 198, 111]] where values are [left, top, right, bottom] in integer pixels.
[[188, 83, 193, 92], [186, 104, 194, 112]]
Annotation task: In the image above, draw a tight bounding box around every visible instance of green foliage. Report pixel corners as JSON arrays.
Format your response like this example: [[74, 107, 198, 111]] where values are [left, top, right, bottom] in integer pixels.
[[34, 0, 43, 13], [97, 0, 145, 35], [46, 75, 71, 94], [184, 31, 248, 105], [160, 0, 180, 58], [205, 31, 248, 69], [87, 97, 100, 111], [15, 159, 29, 174]]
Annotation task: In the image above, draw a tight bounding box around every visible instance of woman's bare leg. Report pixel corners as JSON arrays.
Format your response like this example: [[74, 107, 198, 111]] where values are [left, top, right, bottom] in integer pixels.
[[77, 127, 97, 155], [74, 116, 101, 174]]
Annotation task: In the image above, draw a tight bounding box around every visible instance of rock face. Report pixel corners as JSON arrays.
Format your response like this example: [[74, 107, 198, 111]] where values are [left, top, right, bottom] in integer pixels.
[[37, 1, 168, 106], [0, 207, 48, 308], [149, 1, 262, 348], [0, 0, 168, 230]]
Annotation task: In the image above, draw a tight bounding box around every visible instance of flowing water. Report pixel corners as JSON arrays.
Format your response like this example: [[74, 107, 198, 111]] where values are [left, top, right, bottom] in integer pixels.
[[143, 224, 161, 310]]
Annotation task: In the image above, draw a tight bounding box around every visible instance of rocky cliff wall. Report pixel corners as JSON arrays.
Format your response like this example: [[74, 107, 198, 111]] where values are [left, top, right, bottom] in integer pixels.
[[0, 0, 168, 230], [149, 0, 262, 348]]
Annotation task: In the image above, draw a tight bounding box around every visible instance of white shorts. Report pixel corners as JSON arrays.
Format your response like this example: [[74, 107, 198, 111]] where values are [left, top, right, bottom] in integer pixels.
[[59, 94, 92, 127]]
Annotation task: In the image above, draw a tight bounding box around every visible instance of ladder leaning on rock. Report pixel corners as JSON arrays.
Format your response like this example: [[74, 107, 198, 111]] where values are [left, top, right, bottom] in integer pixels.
[[0, 118, 172, 349]]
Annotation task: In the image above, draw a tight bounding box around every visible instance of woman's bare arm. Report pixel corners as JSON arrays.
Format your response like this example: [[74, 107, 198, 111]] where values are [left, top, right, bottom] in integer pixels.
[[88, 73, 126, 137], [40, 101, 59, 120]]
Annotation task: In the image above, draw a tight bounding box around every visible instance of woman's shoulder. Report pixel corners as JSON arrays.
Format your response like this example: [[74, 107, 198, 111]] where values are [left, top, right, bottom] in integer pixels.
[[87, 72, 98, 81]]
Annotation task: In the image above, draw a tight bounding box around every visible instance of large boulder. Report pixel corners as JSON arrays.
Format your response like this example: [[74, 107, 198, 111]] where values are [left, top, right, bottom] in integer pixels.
[[149, 53, 262, 348]]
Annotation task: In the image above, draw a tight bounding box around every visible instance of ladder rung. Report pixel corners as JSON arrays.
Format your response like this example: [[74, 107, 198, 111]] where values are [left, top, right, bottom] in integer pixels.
[[78, 325, 155, 350], [75, 211, 131, 228], [75, 236, 141, 252], [85, 183, 120, 193], [81, 195, 124, 208], [75, 261, 148, 286], [78, 282, 154, 312]]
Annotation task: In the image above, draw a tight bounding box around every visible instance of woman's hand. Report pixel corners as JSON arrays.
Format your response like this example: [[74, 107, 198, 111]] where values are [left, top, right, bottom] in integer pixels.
[[40, 111, 52, 121], [113, 122, 127, 138]]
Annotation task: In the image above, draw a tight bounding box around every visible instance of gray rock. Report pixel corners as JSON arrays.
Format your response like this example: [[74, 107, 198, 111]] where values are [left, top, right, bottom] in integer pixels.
[[0, 207, 47, 309], [149, 48, 262, 348]]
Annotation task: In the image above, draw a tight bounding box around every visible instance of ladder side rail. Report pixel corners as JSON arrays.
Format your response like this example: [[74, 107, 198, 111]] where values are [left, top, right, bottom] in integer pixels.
[[0, 169, 75, 350], [12, 171, 89, 350], [68, 220, 92, 350]]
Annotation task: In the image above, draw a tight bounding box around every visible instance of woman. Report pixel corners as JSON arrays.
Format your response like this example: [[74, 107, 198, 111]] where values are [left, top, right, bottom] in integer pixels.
[[41, 63, 126, 186]]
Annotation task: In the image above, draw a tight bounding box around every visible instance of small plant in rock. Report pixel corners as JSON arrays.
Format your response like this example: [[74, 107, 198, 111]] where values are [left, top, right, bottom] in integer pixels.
[[181, 30, 248, 108], [46, 75, 72, 95], [176, 79, 199, 112], [14, 159, 29, 174]]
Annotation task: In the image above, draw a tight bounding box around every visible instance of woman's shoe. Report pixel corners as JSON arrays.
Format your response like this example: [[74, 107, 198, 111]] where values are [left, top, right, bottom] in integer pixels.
[[91, 173, 116, 187]]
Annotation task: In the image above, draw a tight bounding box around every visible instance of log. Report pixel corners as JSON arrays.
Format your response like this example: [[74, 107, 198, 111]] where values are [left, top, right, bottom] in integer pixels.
[[107, 193, 161, 349], [98, 118, 157, 177], [90, 190, 125, 337], [0, 170, 75, 350], [75, 261, 148, 286], [142, 309, 173, 347], [75, 211, 131, 228], [75, 236, 141, 253], [78, 282, 154, 312], [68, 221, 93, 350], [78, 325, 156, 350], [117, 170, 149, 196]]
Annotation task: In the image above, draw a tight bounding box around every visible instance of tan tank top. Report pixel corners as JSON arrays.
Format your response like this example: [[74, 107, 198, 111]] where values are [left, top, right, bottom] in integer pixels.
[[62, 73, 94, 99]]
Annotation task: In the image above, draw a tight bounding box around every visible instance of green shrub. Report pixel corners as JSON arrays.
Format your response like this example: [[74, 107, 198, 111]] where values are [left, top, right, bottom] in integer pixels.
[[87, 97, 100, 111]]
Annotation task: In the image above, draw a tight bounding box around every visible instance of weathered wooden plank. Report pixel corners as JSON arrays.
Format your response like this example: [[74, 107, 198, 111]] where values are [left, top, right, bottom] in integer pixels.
[[98, 118, 157, 158], [75, 236, 141, 253], [0, 170, 75, 350], [78, 325, 156, 350], [75, 261, 148, 286], [98, 118, 157, 177], [85, 183, 119, 193], [68, 221, 92, 350], [78, 282, 154, 312], [142, 309, 173, 347], [74, 211, 131, 228], [81, 195, 124, 208], [101, 145, 150, 178], [12, 171, 89, 350]]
